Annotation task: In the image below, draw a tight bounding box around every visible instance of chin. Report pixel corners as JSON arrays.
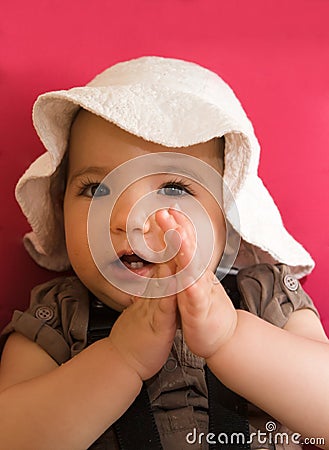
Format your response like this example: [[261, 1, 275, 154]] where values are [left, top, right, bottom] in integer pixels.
[[93, 284, 132, 311]]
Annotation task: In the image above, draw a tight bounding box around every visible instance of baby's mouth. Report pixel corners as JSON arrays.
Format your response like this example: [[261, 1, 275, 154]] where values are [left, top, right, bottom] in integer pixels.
[[119, 253, 153, 270]]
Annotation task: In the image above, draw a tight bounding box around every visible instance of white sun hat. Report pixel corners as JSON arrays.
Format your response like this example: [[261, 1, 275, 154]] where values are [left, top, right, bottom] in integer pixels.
[[15, 56, 314, 277]]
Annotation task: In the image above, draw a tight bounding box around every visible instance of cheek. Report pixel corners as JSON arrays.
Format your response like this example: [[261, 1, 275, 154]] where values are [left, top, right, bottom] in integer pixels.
[[210, 209, 227, 257], [63, 198, 90, 265]]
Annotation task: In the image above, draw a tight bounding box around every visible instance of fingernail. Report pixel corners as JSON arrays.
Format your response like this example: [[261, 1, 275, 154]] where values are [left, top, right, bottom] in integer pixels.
[[171, 202, 182, 211], [212, 276, 220, 285]]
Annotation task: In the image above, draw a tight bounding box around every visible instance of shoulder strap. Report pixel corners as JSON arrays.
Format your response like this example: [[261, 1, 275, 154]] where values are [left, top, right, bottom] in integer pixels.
[[87, 299, 162, 450], [206, 367, 250, 450], [87, 272, 250, 450], [208, 273, 250, 449]]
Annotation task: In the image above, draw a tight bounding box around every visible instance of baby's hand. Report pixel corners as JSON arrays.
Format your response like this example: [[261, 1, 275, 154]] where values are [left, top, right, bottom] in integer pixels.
[[156, 208, 237, 360], [108, 264, 178, 381]]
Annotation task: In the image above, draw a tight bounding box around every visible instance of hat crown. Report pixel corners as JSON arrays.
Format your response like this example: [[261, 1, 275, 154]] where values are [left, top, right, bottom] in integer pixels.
[[88, 56, 219, 89], [87, 56, 249, 127]]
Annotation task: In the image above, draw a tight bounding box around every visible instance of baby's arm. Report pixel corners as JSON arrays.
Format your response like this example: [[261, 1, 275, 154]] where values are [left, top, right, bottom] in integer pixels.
[[284, 307, 328, 341], [0, 331, 142, 449], [0, 289, 177, 449], [156, 208, 329, 447], [207, 311, 329, 447]]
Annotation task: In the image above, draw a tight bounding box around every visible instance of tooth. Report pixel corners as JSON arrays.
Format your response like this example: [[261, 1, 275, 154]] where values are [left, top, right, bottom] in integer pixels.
[[130, 261, 144, 269]]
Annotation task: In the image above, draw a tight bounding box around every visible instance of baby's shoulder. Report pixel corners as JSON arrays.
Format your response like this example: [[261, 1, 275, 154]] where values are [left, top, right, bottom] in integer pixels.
[[236, 263, 319, 327], [29, 275, 90, 321], [0, 276, 90, 364]]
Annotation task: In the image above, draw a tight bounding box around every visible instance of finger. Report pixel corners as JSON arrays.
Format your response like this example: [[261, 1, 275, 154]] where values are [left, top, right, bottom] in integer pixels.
[[154, 262, 178, 312], [177, 270, 220, 322], [168, 207, 196, 249], [156, 208, 203, 293], [147, 264, 178, 334], [186, 270, 222, 299], [178, 270, 211, 304], [169, 208, 197, 271], [130, 258, 176, 301], [151, 295, 178, 335], [155, 209, 195, 271], [180, 271, 231, 323]]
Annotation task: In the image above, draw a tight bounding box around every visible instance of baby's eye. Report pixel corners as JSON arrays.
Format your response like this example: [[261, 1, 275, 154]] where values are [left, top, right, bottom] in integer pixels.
[[157, 181, 193, 197], [81, 183, 110, 198]]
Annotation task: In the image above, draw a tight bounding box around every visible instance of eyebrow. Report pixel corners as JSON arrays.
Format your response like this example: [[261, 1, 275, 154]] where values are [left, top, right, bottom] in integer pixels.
[[68, 164, 207, 187], [163, 165, 206, 185], [68, 166, 113, 185]]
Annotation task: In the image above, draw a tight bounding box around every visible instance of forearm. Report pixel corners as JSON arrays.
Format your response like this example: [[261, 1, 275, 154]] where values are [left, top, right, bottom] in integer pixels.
[[207, 310, 329, 442], [0, 338, 142, 450]]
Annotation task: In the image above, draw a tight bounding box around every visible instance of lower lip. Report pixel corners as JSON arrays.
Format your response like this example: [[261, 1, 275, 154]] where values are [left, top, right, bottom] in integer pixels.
[[109, 260, 155, 280]]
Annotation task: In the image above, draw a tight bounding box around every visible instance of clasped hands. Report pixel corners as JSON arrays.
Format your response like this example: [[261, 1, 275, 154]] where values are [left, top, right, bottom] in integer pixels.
[[109, 208, 237, 380]]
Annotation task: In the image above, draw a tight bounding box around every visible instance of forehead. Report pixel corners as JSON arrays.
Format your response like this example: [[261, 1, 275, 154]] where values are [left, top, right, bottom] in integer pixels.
[[67, 110, 223, 174]]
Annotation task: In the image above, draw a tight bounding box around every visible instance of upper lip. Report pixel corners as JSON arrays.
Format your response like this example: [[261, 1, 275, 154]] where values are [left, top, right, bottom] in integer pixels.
[[116, 249, 134, 259], [114, 248, 153, 266]]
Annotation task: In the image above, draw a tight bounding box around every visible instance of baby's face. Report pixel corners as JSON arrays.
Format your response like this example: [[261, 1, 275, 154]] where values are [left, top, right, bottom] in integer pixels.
[[64, 110, 226, 310]]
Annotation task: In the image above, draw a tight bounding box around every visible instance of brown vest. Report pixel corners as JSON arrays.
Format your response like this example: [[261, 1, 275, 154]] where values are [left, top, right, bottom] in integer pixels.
[[0, 263, 318, 449]]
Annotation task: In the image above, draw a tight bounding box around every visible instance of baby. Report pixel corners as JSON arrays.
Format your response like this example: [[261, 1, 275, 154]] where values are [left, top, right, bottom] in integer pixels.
[[0, 56, 328, 450]]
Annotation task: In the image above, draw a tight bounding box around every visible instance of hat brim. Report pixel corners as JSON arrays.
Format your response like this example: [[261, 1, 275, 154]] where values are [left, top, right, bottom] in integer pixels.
[[16, 68, 315, 277]]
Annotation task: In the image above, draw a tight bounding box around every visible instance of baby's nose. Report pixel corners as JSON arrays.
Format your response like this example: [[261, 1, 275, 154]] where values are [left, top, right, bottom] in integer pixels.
[[109, 187, 151, 234]]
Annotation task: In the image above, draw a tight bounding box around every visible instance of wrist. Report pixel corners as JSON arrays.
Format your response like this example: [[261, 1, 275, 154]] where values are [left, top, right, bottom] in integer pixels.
[[205, 308, 238, 367], [98, 337, 143, 388]]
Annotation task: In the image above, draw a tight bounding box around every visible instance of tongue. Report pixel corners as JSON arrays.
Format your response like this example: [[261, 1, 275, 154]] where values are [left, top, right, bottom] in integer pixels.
[[120, 254, 147, 264]]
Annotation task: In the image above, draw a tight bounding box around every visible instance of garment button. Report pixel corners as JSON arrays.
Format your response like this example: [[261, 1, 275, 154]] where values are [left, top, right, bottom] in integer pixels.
[[164, 357, 178, 372], [35, 306, 54, 321], [283, 274, 299, 292]]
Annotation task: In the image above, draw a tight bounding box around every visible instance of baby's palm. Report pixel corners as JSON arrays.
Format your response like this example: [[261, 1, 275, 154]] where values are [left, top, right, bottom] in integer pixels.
[[109, 280, 177, 380]]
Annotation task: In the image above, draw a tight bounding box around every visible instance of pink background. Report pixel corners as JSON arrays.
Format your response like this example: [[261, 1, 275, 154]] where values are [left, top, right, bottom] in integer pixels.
[[1, 0, 329, 343]]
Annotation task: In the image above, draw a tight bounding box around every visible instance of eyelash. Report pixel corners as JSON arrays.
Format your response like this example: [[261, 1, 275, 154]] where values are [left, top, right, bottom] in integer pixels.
[[158, 178, 196, 196], [76, 177, 196, 198], [76, 177, 109, 198]]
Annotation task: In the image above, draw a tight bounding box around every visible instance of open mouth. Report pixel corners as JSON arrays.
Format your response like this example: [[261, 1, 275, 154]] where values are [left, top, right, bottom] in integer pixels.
[[119, 253, 153, 270]]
